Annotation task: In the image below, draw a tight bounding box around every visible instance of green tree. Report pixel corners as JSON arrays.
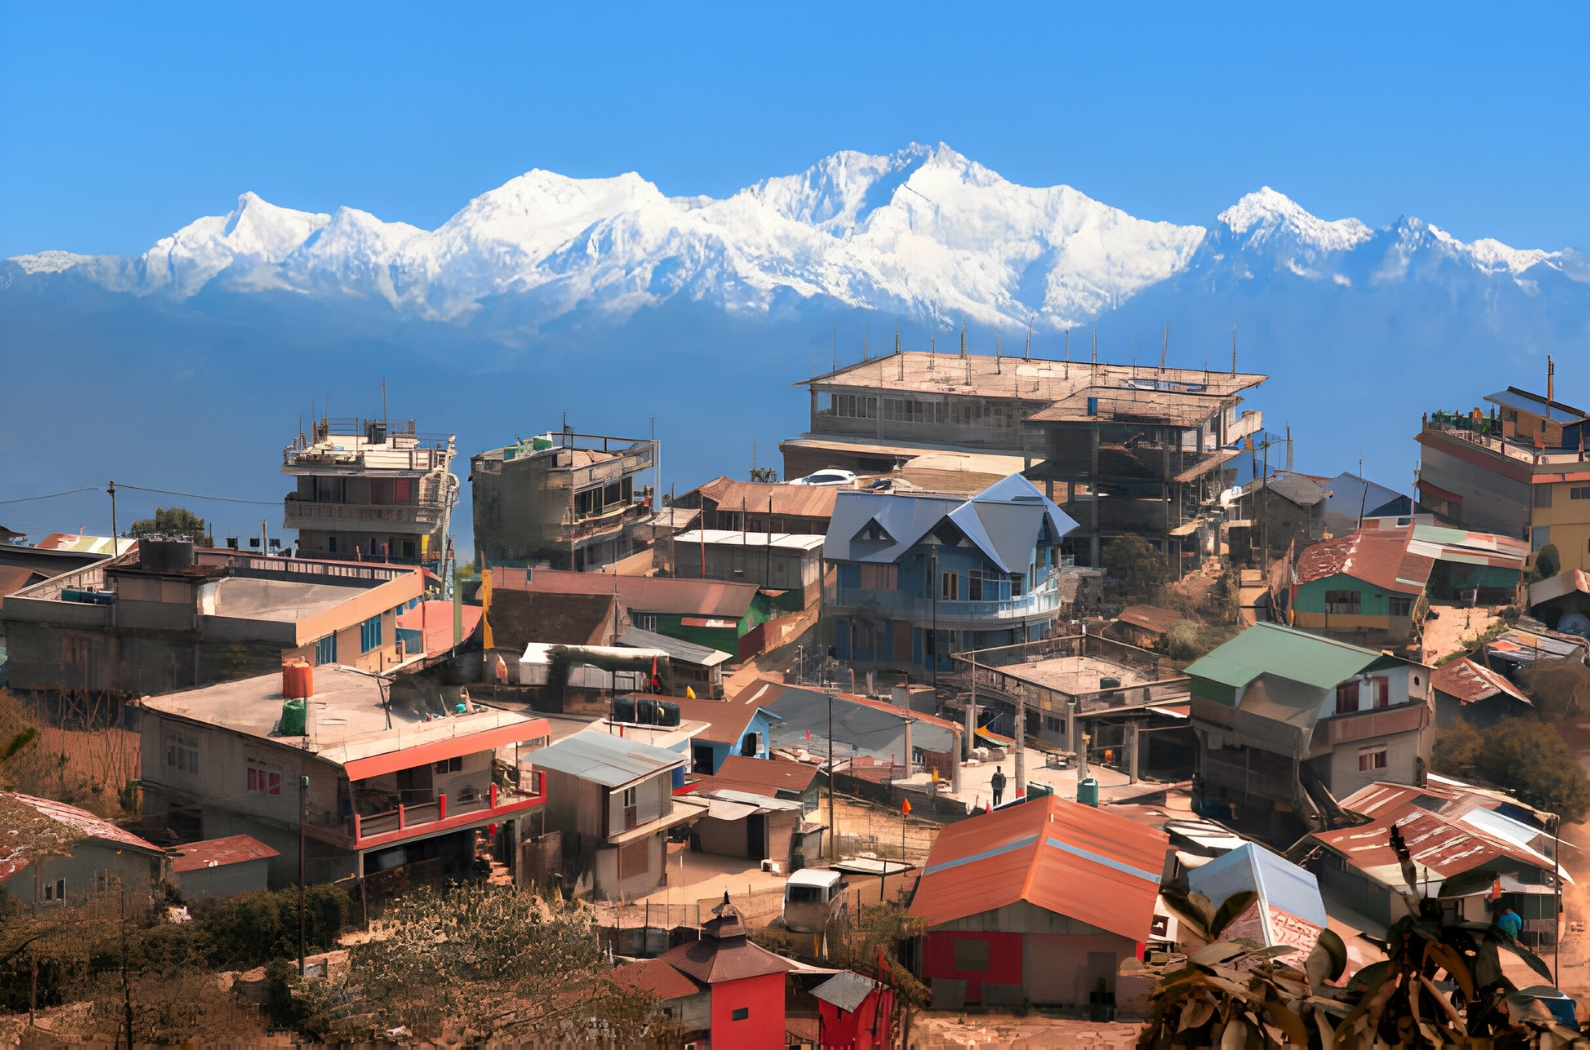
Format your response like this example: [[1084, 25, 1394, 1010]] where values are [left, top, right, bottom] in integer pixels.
[[1519, 658, 1590, 721], [1531, 542, 1561, 582], [128, 507, 207, 544], [1102, 535, 1167, 602], [1434, 716, 1590, 823]]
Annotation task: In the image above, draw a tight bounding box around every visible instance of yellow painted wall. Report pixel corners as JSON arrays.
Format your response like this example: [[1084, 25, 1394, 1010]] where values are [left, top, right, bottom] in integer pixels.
[[1530, 481, 1590, 571]]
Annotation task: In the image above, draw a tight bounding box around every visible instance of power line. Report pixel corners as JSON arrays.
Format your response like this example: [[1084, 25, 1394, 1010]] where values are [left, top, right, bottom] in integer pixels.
[[0, 483, 278, 507], [116, 484, 278, 506], [0, 486, 99, 505]]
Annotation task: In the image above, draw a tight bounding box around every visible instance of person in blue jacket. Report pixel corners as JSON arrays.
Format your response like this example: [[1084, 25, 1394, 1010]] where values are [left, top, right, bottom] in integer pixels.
[[1496, 905, 1523, 941]]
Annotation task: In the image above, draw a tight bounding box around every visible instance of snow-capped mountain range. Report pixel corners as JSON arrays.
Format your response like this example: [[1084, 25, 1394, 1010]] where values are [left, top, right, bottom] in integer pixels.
[[12, 143, 1574, 331]]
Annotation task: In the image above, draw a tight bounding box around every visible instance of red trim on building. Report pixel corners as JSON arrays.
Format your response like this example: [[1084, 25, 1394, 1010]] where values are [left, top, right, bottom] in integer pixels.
[[342, 718, 550, 781], [922, 931, 1023, 1005]]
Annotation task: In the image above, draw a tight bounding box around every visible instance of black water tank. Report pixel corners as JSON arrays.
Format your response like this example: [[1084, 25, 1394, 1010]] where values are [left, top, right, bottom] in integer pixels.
[[140, 539, 196, 571]]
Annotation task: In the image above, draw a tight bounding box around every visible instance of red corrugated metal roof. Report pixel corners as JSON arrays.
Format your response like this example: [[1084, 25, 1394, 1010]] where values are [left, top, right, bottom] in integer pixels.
[[525, 569, 757, 618], [611, 958, 701, 1001], [1117, 605, 1183, 636], [0, 792, 164, 880], [341, 718, 550, 781], [1295, 528, 1431, 595], [711, 754, 819, 795], [702, 478, 840, 519], [908, 794, 1168, 941], [1430, 657, 1531, 707], [171, 834, 280, 873]]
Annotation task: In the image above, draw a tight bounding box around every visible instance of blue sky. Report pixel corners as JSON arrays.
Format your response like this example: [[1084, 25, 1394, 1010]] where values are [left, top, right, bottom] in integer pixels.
[[3, 3, 1589, 258]]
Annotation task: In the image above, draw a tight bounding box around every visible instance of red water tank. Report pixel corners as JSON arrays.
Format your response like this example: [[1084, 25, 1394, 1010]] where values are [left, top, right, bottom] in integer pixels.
[[282, 658, 314, 699]]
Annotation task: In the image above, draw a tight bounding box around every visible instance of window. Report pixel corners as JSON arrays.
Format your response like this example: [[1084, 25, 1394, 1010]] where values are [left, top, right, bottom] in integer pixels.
[[433, 756, 463, 774], [953, 937, 990, 972], [636, 614, 657, 632], [1010, 573, 1024, 598], [95, 870, 121, 893], [1359, 746, 1389, 772], [968, 569, 983, 602], [360, 614, 383, 654], [1370, 676, 1390, 708], [1572, 486, 1590, 500], [941, 571, 959, 601], [740, 732, 760, 757], [859, 564, 897, 590], [394, 478, 413, 503], [1335, 680, 1360, 715], [622, 786, 638, 831], [1533, 526, 1551, 552], [315, 633, 338, 666], [313, 476, 346, 503], [1324, 590, 1361, 615], [619, 838, 649, 878], [165, 732, 199, 774], [1535, 485, 1554, 509], [787, 885, 824, 903], [62, 635, 91, 666], [1389, 596, 1412, 618], [43, 878, 65, 902], [246, 758, 281, 795], [832, 393, 878, 419], [732, 1007, 750, 1021]]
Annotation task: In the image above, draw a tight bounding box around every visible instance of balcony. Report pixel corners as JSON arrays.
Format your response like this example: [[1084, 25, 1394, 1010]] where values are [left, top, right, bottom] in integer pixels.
[[825, 574, 1062, 624], [304, 773, 545, 851], [284, 496, 446, 533]]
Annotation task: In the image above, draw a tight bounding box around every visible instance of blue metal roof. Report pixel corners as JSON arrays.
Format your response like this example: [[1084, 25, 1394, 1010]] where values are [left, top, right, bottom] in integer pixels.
[[1485, 388, 1589, 425], [1187, 842, 1327, 928], [823, 474, 1077, 571]]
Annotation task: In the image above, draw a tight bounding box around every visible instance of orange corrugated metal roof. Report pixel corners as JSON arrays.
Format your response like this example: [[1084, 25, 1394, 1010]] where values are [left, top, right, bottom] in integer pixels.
[[1, 792, 165, 880], [1430, 657, 1532, 707], [706, 479, 839, 519], [1117, 605, 1183, 636], [908, 794, 1168, 941]]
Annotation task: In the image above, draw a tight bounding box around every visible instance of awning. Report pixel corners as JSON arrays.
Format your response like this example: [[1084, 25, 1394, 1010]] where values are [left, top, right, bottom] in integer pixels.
[[1169, 519, 1202, 537], [705, 799, 761, 821], [609, 798, 707, 844], [343, 718, 551, 781]]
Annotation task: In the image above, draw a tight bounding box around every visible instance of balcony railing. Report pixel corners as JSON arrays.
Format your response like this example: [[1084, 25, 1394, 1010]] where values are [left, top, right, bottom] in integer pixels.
[[825, 575, 1062, 622], [1420, 418, 1585, 466], [284, 498, 446, 528], [306, 773, 545, 850]]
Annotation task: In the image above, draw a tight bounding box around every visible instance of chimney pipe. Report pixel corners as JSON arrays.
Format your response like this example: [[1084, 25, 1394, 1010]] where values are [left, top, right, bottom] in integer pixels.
[[1548, 355, 1555, 405]]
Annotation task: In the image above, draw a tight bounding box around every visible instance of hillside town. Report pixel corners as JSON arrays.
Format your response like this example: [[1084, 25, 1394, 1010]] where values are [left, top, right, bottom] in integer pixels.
[[7, 342, 1590, 1047]]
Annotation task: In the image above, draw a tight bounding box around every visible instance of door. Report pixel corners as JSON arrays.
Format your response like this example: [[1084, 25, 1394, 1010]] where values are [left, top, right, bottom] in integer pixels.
[[747, 814, 767, 861], [1080, 951, 1116, 1006]]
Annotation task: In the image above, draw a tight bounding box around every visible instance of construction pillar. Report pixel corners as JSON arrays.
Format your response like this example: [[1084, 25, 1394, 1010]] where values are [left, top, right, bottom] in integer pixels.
[[1089, 423, 1101, 568], [1065, 700, 1077, 759], [965, 658, 977, 761], [1014, 686, 1026, 797], [1126, 721, 1140, 785]]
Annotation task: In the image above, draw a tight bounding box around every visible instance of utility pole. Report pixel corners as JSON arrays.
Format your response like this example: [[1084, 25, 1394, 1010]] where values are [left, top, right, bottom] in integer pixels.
[[107, 480, 118, 554], [299, 774, 309, 975], [827, 691, 837, 860], [930, 548, 940, 691], [1013, 668, 1025, 797]]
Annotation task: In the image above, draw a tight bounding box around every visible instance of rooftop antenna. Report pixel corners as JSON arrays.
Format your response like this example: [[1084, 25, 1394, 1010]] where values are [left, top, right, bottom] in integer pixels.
[[381, 378, 388, 432], [1160, 323, 1168, 371], [1231, 327, 1238, 377], [929, 336, 935, 371], [897, 324, 905, 380], [1064, 327, 1070, 379], [1287, 424, 1294, 473], [995, 331, 1001, 374], [1548, 354, 1555, 404], [862, 322, 869, 362], [894, 322, 901, 355], [959, 319, 967, 358], [1024, 324, 1031, 360]]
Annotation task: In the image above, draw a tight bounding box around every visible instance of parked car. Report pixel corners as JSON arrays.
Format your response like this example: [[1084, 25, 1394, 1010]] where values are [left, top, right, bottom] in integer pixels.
[[1516, 986, 1579, 1032], [788, 468, 857, 487]]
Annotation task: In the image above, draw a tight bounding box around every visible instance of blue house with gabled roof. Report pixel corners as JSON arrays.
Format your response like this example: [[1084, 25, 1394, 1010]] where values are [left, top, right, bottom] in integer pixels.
[[823, 474, 1078, 672]]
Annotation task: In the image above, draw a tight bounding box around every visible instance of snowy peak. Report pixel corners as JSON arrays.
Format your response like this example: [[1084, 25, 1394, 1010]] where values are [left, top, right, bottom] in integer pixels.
[[1217, 187, 1373, 254], [6, 148, 1570, 328]]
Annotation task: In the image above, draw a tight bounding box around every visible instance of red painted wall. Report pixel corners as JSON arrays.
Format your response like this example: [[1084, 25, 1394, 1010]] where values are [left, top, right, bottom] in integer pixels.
[[819, 986, 894, 1049], [709, 972, 786, 1049], [922, 931, 1023, 1004]]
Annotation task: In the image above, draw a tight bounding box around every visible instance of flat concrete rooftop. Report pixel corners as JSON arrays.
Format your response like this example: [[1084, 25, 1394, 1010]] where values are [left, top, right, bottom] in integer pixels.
[[209, 577, 359, 621], [140, 670, 541, 768]]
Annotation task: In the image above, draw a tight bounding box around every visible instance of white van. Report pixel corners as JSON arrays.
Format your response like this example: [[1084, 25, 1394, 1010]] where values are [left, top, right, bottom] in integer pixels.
[[783, 868, 848, 933]]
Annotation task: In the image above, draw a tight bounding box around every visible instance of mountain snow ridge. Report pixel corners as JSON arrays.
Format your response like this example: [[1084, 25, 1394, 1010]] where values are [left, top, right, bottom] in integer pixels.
[[8, 144, 1570, 331]]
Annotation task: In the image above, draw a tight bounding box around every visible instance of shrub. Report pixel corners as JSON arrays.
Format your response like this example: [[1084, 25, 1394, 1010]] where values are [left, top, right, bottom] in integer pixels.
[[1433, 716, 1590, 823]]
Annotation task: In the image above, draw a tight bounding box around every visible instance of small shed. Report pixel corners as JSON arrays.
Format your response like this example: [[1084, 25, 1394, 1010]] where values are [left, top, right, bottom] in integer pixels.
[[692, 789, 806, 865], [812, 970, 894, 1050], [1431, 657, 1533, 728], [618, 626, 733, 699], [172, 835, 280, 898], [1110, 605, 1183, 648], [1185, 842, 1327, 959]]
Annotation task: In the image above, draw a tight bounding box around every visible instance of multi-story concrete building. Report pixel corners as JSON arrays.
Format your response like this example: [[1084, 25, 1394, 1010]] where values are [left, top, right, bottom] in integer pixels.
[[1185, 623, 1434, 846], [470, 430, 657, 571], [1416, 385, 1590, 570], [821, 474, 1077, 673], [2, 540, 423, 697], [137, 667, 551, 886], [282, 417, 458, 566], [781, 349, 1265, 569]]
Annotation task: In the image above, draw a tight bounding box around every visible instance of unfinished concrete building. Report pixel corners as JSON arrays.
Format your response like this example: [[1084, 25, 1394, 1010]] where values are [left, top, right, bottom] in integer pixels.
[[781, 350, 1265, 569], [282, 417, 459, 566], [470, 430, 657, 571]]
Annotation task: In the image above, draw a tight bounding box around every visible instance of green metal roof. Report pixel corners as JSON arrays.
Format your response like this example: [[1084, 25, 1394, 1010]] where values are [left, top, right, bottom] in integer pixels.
[[1183, 622, 1387, 692]]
